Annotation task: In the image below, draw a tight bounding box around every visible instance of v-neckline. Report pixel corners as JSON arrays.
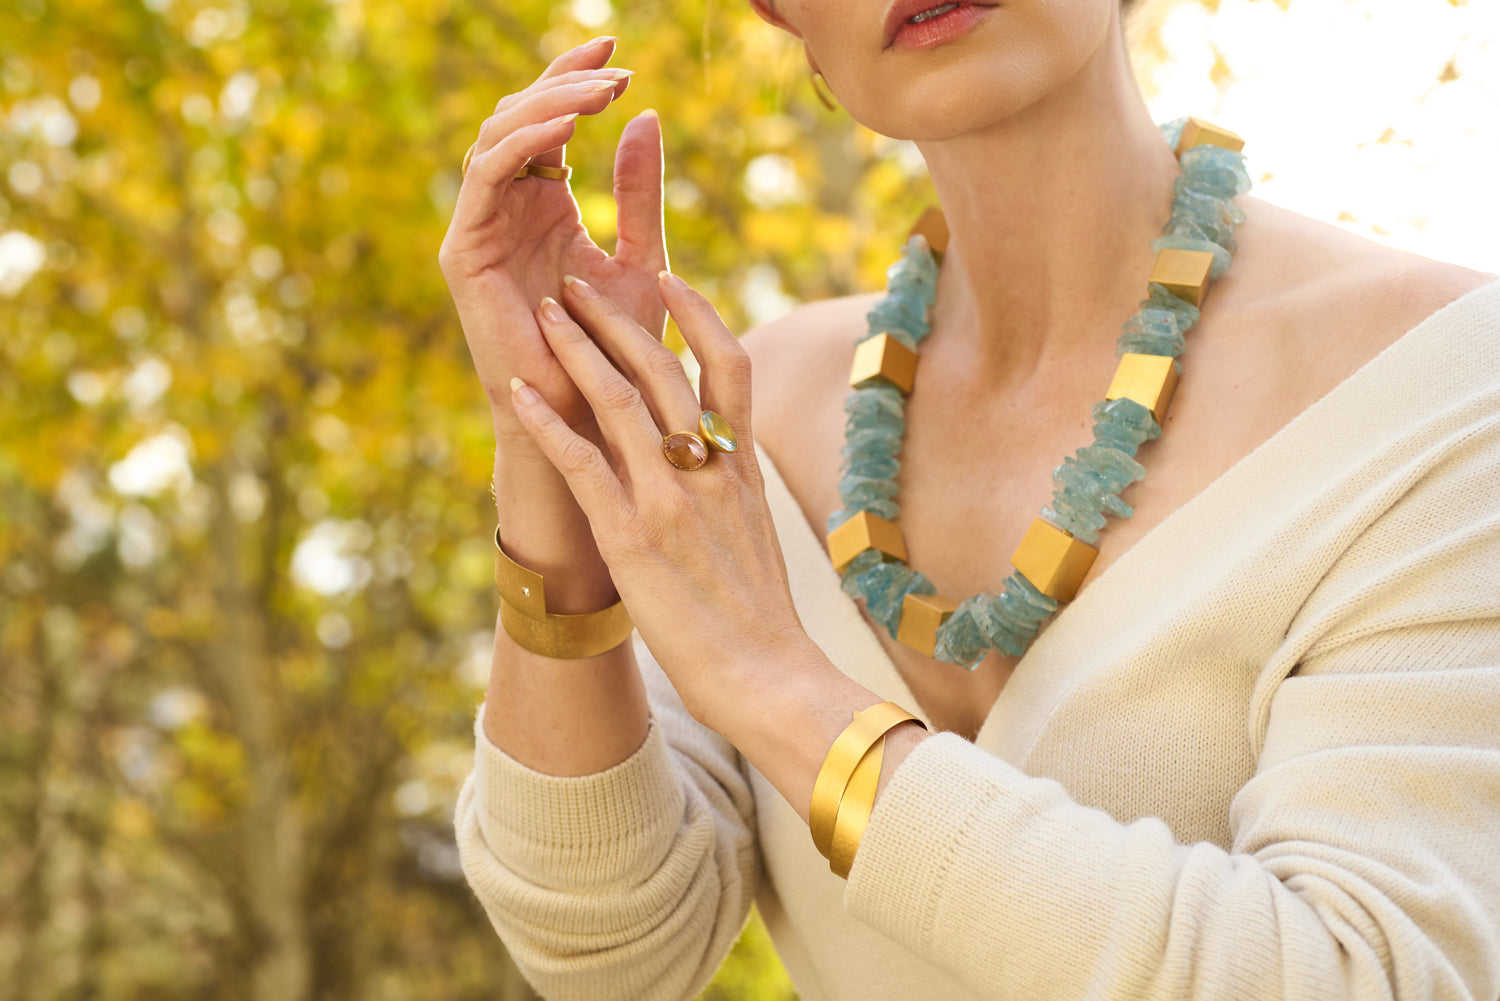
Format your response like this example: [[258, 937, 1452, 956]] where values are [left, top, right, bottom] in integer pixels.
[[751, 277, 1500, 747]]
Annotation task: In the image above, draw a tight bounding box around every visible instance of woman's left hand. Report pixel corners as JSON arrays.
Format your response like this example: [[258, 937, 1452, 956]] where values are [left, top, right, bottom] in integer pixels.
[[506, 270, 811, 728]]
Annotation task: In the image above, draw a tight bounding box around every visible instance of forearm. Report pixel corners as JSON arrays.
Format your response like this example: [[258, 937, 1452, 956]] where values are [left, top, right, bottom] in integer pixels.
[[708, 637, 930, 828], [482, 438, 650, 776]]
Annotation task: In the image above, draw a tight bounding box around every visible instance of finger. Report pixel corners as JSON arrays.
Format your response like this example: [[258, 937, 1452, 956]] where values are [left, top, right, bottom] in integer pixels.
[[656, 272, 754, 451], [476, 74, 630, 170], [533, 295, 666, 480], [530, 35, 619, 170], [492, 68, 634, 118], [508, 374, 629, 527], [559, 273, 701, 439], [613, 110, 667, 274], [454, 115, 578, 227]]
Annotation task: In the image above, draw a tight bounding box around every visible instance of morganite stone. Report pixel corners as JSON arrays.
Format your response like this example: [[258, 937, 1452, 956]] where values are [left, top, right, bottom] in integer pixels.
[[663, 432, 709, 469], [699, 410, 738, 452]]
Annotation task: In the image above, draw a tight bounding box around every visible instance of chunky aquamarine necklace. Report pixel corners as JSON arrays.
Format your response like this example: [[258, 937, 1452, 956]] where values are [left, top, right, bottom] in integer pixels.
[[824, 116, 1252, 670]]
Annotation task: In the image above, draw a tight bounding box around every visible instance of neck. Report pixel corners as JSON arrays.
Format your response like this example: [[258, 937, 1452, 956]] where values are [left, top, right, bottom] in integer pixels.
[[916, 31, 1182, 394]]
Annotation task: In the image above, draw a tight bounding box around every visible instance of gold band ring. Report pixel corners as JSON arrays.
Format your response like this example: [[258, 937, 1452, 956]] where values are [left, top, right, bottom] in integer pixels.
[[514, 163, 572, 181], [661, 411, 739, 471]]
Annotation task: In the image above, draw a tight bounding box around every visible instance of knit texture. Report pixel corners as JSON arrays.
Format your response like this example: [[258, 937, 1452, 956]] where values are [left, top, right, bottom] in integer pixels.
[[456, 278, 1500, 1001]]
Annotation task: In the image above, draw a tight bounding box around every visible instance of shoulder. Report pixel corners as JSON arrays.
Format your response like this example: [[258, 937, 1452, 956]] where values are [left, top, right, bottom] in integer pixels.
[[735, 291, 884, 452]]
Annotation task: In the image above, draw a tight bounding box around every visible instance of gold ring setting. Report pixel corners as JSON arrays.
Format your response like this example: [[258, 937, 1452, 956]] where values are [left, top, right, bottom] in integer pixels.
[[460, 143, 573, 183], [662, 410, 738, 471]]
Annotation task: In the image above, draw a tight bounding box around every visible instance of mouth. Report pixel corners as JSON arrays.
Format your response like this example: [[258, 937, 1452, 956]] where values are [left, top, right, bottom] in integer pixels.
[[882, 1, 995, 49]]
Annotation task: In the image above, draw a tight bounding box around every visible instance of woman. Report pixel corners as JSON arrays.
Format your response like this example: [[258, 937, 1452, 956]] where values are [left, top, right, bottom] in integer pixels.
[[439, 0, 1500, 997]]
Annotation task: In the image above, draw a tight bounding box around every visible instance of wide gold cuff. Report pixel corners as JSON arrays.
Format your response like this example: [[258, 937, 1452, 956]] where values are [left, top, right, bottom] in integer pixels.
[[494, 527, 634, 659], [809, 702, 923, 863], [829, 735, 884, 879]]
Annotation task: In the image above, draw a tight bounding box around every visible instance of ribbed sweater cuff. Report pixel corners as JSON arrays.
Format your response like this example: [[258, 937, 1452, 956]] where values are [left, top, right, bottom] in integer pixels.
[[470, 707, 687, 890]]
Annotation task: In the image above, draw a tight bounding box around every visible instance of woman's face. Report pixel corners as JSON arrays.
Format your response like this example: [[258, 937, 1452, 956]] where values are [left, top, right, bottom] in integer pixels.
[[758, 0, 1121, 142]]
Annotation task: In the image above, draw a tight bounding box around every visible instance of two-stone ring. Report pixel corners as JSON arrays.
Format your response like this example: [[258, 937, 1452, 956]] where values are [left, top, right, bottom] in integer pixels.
[[461, 142, 573, 182], [663, 410, 738, 471]]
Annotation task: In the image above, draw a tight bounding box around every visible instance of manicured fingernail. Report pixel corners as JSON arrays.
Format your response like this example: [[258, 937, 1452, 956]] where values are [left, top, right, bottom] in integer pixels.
[[577, 80, 617, 94], [639, 108, 658, 120], [510, 376, 539, 406], [562, 274, 598, 299], [590, 68, 635, 80], [547, 113, 580, 127], [587, 35, 619, 49], [538, 296, 567, 322], [658, 270, 685, 290]]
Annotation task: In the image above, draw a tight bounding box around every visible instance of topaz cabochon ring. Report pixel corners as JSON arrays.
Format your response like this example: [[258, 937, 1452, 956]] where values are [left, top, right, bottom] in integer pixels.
[[662, 410, 739, 470]]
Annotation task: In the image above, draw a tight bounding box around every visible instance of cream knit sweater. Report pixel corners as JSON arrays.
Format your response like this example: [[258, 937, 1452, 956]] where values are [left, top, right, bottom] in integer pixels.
[[456, 278, 1500, 1001]]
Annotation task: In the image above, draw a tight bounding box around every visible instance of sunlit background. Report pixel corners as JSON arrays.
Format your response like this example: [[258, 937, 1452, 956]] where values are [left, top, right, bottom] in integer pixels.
[[1, 1, 1494, 999]]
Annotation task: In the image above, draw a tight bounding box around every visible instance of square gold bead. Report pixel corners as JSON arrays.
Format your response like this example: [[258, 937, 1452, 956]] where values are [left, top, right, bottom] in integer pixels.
[[896, 592, 962, 657], [1174, 117, 1246, 157], [1105, 353, 1180, 425], [1148, 247, 1215, 307], [1011, 519, 1098, 603], [826, 510, 908, 576], [849, 332, 918, 395], [908, 205, 949, 261]]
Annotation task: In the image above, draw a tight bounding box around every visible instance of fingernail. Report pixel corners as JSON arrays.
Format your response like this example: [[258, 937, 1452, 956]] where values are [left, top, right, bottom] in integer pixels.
[[547, 113, 580, 127], [587, 35, 619, 49], [640, 108, 658, 119], [577, 80, 618, 94], [590, 68, 635, 80], [538, 296, 568, 322], [562, 274, 598, 299], [510, 376, 539, 406], [658, 270, 685, 290]]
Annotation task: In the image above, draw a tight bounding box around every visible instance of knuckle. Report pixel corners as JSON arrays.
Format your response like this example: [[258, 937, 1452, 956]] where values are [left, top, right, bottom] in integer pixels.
[[643, 345, 685, 382], [598, 378, 643, 413], [717, 347, 754, 391], [559, 436, 601, 475]]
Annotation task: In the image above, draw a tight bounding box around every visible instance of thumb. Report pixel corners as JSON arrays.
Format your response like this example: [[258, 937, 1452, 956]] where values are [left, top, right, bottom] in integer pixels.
[[613, 109, 666, 272]]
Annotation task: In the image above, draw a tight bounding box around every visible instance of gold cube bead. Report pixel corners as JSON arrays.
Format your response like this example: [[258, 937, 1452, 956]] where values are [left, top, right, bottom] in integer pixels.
[[1148, 247, 1215, 307], [1174, 117, 1246, 158], [896, 592, 962, 657], [1011, 518, 1098, 603], [1105, 353, 1180, 426], [908, 205, 949, 261], [849, 332, 919, 395], [826, 510, 908, 576]]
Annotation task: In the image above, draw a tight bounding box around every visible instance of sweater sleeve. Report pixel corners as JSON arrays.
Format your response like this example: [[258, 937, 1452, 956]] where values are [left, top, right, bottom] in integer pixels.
[[841, 397, 1500, 997], [454, 630, 761, 1001]]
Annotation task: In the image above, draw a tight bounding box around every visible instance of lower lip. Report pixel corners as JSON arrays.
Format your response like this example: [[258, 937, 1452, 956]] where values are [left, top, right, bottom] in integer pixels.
[[891, 4, 993, 50]]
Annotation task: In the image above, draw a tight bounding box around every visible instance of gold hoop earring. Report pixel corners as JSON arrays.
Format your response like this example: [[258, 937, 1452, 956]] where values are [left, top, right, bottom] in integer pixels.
[[810, 69, 839, 112]]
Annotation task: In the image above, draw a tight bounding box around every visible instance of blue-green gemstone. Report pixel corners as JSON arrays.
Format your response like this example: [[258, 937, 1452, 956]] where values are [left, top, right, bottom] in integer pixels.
[[839, 473, 899, 508], [1150, 233, 1230, 279], [1143, 283, 1202, 331], [1071, 443, 1147, 492], [1164, 214, 1237, 255], [845, 384, 906, 425], [826, 507, 860, 534], [1168, 186, 1244, 230], [838, 549, 886, 597], [1158, 116, 1189, 151], [933, 597, 991, 670], [1180, 144, 1252, 196], [1090, 398, 1160, 456], [1004, 570, 1059, 615], [842, 426, 902, 463], [854, 563, 935, 635], [848, 454, 900, 480], [1117, 308, 1186, 361], [1175, 169, 1243, 203], [866, 297, 927, 345], [1055, 463, 1134, 519], [1041, 497, 1106, 544]]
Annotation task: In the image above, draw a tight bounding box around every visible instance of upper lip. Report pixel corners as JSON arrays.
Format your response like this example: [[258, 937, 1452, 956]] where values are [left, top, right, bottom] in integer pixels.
[[881, 0, 988, 48]]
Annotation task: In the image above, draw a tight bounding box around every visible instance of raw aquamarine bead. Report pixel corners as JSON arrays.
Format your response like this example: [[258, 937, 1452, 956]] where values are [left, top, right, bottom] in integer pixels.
[[1041, 493, 1108, 544], [1150, 233, 1230, 279], [1164, 214, 1237, 255], [887, 255, 937, 309], [844, 384, 906, 426], [1090, 398, 1160, 456], [847, 454, 900, 480], [932, 593, 994, 670], [839, 473, 900, 508], [1169, 186, 1245, 230], [1117, 308, 1186, 361], [866, 296, 927, 347], [853, 562, 935, 634], [842, 426, 902, 463], [827, 507, 860, 535], [1175, 169, 1244, 203], [1180, 144, 1252, 196], [1054, 462, 1134, 518], [1072, 443, 1148, 493], [838, 548, 885, 596], [1158, 116, 1189, 151], [1143, 282, 1202, 331]]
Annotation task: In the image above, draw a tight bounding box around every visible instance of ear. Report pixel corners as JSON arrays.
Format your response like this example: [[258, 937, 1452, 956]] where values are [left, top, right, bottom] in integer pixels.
[[746, 0, 802, 36]]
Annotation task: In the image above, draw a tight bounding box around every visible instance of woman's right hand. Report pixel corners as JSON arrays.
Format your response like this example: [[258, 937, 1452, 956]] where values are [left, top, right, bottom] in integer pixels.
[[438, 36, 669, 446]]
